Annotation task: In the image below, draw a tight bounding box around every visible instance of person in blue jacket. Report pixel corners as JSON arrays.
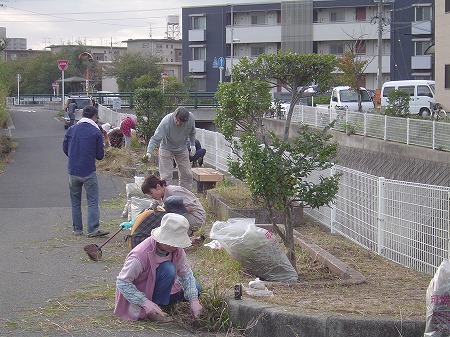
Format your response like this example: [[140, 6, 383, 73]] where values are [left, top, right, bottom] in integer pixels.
[[63, 106, 109, 238]]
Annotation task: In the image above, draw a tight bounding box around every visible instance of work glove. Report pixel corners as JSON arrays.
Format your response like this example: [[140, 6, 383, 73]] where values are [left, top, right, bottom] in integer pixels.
[[190, 145, 196, 156], [189, 298, 203, 319], [142, 152, 151, 162], [119, 219, 135, 231], [142, 299, 166, 317]]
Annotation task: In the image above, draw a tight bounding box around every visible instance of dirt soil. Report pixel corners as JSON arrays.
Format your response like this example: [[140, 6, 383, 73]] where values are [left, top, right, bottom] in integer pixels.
[[200, 218, 432, 322]]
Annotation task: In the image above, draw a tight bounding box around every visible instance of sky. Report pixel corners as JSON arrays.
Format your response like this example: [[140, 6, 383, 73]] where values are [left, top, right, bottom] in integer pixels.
[[0, 0, 275, 50]]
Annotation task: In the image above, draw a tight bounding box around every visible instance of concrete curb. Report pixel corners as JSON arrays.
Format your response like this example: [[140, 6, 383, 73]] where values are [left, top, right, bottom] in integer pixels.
[[227, 298, 426, 337]]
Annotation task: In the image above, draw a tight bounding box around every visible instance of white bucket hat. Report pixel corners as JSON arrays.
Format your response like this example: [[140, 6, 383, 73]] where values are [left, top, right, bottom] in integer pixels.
[[151, 213, 192, 248]]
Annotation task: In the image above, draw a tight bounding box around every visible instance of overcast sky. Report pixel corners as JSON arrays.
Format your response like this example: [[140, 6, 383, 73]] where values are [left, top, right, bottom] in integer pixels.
[[0, 0, 276, 50]]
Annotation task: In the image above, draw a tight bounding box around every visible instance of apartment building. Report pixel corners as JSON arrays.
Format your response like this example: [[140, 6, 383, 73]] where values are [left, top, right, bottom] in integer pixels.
[[433, 1, 450, 111], [123, 38, 183, 81], [182, 0, 434, 92]]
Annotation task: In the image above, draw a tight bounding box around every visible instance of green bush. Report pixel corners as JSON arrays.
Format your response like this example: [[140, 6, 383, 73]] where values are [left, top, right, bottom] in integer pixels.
[[385, 89, 410, 117]]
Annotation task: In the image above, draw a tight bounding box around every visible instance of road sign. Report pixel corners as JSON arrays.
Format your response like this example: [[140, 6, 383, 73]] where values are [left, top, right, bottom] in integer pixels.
[[57, 60, 69, 71], [51, 82, 57, 89], [213, 57, 219, 69], [161, 72, 169, 77], [218, 57, 225, 68]]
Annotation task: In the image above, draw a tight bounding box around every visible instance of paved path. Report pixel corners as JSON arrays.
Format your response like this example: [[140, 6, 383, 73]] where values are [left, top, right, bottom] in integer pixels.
[[0, 106, 218, 337]]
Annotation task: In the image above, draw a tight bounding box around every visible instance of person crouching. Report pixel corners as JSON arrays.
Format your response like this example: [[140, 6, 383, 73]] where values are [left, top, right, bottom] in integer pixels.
[[114, 213, 203, 322]]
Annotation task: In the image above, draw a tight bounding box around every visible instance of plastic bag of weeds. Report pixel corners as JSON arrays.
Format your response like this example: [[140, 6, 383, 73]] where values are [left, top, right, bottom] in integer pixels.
[[210, 218, 298, 282], [424, 259, 450, 336]]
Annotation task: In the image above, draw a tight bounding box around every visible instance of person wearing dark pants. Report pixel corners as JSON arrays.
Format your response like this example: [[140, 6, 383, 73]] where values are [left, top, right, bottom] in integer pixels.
[[63, 106, 109, 238]]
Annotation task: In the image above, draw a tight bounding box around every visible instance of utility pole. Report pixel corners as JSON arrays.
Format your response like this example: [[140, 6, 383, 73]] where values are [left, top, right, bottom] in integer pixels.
[[376, 0, 383, 90], [375, 0, 395, 90]]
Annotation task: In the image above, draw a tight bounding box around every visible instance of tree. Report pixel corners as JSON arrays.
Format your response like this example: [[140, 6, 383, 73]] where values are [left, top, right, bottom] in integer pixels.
[[215, 52, 340, 270], [134, 88, 175, 142], [336, 49, 369, 112], [232, 51, 336, 141], [384, 89, 410, 117], [110, 52, 163, 92]]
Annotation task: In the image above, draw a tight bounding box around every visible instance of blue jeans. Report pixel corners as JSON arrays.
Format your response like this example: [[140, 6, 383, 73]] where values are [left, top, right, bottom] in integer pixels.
[[68, 172, 100, 234], [152, 261, 201, 306]]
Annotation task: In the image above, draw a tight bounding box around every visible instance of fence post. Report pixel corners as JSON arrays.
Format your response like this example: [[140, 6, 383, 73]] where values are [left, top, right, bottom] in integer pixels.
[[432, 120, 436, 150], [377, 177, 386, 256], [330, 166, 336, 234], [363, 112, 367, 136], [406, 118, 410, 145], [384, 115, 387, 141]]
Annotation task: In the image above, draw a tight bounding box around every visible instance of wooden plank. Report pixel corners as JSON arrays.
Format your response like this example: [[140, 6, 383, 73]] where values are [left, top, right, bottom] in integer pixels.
[[191, 167, 224, 182]]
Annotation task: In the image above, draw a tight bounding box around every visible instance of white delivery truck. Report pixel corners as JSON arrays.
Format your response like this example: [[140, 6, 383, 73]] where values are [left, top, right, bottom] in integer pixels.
[[380, 80, 435, 115], [329, 86, 374, 112]]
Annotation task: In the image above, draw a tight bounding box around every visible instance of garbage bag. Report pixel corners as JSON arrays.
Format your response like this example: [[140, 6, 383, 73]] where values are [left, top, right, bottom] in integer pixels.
[[424, 259, 450, 336], [210, 218, 298, 282]]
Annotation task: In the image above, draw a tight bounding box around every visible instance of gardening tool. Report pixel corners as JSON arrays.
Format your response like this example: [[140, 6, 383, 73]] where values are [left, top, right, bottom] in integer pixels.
[[83, 228, 122, 261]]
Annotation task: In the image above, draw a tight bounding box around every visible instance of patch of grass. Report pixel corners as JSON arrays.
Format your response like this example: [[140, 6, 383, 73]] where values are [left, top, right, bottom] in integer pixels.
[[211, 181, 262, 208]]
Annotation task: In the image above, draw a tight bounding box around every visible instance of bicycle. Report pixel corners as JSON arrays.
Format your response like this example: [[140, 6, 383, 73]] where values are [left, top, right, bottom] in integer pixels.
[[430, 102, 447, 121]]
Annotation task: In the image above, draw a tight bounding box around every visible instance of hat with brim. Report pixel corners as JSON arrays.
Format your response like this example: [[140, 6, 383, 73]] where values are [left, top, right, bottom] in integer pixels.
[[83, 105, 98, 118], [163, 195, 187, 215], [151, 213, 191, 248]]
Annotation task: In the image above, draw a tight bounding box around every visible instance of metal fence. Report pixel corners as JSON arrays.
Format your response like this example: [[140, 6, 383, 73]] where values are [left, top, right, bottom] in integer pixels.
[[291, 105, 450, 151], [195, 128, 450, 276]]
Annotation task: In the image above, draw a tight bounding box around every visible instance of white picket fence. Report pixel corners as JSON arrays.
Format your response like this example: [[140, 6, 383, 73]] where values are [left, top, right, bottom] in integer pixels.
[[99, 104, 450, 276]]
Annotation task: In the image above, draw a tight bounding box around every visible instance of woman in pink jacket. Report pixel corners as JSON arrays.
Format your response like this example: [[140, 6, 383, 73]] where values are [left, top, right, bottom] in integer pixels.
[[114, 213, 203, 322]]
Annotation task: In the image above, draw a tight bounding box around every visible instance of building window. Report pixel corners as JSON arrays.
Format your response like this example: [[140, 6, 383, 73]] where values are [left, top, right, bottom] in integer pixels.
[[251, 46, 265, 57], [446, 0, 450, 12], [251, 14, 266, 25], [355, 40, 366, 55], [415, 6, 431, 21], [415, 40, 432, 55], [191, 16, 206, 29], [356, 7, 366, 22], [445, 65, 450, 89], [330, 11, 345, 22], [192, 47, 206, 60], [330, 43, 344, 55], [193, 78, 206, 92]]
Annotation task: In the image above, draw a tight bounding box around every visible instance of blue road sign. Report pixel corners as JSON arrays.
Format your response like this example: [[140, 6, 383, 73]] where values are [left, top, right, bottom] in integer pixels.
[[213, 57, 219, 69], [218, 56, 225, 68]]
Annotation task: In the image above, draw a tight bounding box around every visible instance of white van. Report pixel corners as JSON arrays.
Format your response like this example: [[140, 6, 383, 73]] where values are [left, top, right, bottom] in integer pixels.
[[329, 86, 374, 112], [381, 80, 435, 115]]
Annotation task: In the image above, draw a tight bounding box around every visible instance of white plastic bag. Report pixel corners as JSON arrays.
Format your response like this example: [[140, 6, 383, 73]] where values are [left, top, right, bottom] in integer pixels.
[[130, 196, 152, 220], [210, 218, 298, 282], [424, 259, 450, 336]]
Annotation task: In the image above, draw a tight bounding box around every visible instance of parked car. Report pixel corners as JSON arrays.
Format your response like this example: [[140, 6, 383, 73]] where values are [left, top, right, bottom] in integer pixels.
[[329, 86, 374, 112], [64, 95, 93, 129], [381, 80, 435, 115]]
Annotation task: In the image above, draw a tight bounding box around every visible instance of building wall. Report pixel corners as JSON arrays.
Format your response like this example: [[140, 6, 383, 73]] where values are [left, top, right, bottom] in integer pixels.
[[434, 1, 450, 111], [389, 0, 434, 81], [182, 1, 434, 92], [124, 39, 183, 81]]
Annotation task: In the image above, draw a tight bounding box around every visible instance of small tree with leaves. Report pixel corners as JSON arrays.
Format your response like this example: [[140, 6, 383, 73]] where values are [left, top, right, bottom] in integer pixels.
[[134, 88, 175, 142], [215, 53, 340, 270], [336, 49, 369, 112], [384, 89, 410, 117]]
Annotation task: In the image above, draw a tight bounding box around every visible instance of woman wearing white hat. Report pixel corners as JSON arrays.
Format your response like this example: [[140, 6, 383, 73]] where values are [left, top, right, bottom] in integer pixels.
[[114, 213, 203, 322]]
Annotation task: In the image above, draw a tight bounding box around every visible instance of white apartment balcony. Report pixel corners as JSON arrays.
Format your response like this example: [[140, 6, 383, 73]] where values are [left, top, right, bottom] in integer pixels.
[[411, 55, 432, 70], [411, 21, 431, 35], [188, 60, 206, 73], [189, 29, 206, 42], [226, 25, 281, 44], [363, 55, 391, 74], [313, 22, 387, 41]]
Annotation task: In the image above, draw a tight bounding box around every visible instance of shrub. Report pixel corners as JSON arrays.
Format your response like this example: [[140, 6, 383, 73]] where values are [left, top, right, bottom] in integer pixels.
[[385, 89, 410, 117]]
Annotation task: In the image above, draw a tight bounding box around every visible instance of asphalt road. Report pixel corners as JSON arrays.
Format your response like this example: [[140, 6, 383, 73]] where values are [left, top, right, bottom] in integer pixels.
[[0, 107, 212, 336]]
